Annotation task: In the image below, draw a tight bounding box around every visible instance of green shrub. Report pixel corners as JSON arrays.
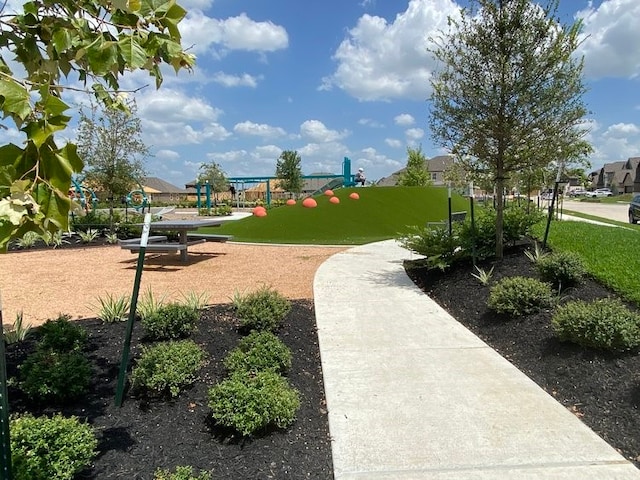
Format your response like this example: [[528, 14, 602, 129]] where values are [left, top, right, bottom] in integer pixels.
[[397, 224, 461, 271], [10, 413, 97, 480], [142, 303, 200, 340], [95, 292, 130, 323], [487, 276, 554, 316], [535, 250, 586, 289], [20, 349, 92, 402], [232, 286, 291, 332], [36, 314, 87, 352], [551, 298, 640, 351], [223, 331, 292, 375], [154, 466, 212, 480], [131, 340, 207, 397], [208, 370, 300, 436]]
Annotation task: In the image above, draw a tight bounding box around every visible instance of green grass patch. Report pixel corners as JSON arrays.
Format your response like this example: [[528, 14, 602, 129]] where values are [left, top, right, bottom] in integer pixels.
[[202, 187, 469, 245]]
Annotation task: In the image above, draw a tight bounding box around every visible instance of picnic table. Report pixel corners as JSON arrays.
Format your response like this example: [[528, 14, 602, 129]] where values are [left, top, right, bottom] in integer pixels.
[[120, 219, 225, 262]]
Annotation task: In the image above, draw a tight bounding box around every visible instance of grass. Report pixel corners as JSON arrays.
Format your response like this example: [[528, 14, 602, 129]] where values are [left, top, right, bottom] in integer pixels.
[[203, 187, 470, 244]]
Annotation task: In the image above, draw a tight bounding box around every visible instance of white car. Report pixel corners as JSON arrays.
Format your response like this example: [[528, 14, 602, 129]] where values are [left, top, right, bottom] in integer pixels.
[[588, 188, 613, 198]]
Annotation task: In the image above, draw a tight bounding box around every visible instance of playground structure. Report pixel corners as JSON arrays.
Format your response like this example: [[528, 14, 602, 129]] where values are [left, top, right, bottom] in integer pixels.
[[194, 157, 358, 210]]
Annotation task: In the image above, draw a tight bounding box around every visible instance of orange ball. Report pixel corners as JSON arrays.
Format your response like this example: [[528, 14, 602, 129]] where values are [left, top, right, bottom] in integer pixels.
[[349, 192, 360, 200], [324, 189, 334, 196], [302, 198, 317, 208], [254, 209, 267, 217], [286, 199, 296, 206], [329, 196, 340, 204]]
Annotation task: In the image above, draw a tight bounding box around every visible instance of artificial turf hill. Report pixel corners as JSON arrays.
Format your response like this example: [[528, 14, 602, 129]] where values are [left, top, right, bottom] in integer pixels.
[[210, 186, 469, 245]]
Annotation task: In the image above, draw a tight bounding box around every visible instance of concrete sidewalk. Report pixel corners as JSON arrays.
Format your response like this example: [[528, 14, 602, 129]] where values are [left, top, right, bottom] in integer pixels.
[[313, 240, 640, 479]]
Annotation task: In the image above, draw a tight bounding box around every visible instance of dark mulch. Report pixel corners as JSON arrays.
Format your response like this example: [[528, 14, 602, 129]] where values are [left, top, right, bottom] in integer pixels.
[[405, 248, 640, 468], [7, 235, 114, 252], [5, 301, 334, 479]]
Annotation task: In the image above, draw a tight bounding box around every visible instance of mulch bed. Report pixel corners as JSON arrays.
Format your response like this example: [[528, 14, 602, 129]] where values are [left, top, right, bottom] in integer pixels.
[[5, 301, 334, 479], [405, 248, 640, 468]]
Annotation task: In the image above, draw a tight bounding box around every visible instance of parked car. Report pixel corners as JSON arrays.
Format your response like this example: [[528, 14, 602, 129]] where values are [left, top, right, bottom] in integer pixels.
[[568, 188, 588, 197], [629, 194, 640, 224], [588, 188, 613, 198]]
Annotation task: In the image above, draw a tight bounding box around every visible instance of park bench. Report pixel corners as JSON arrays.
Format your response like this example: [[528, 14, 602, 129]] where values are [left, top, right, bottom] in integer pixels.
[[118, 235, 168, 245], [186, 233, 234, 243], [123, 238, 206, 253], [426, 211, 467, 229]]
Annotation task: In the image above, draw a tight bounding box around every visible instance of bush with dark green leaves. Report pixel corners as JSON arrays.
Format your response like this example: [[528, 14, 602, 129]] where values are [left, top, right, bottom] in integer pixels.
[[20, 349, 91, 402], [10, 413, 97, 480], [131, 340, 207, 397], [223, 331, 292, 375], [535, 250, 586, 290], [552, 298, 640, 351], [142, 303, 200, 340], [398, 224, 461, 271], [37, 314, 87, 352], [233, 286, 291, 332], [154, 466, 212, 480], [487, 276, 554, 316], [208, 370, 300, 436]]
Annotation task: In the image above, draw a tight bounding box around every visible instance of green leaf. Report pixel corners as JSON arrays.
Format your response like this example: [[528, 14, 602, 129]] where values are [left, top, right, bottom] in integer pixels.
[[0, 78, 32, 121], [39, 88, 70, 117], [118, 36, 148, 69], [52, 28, 73, 54], [22, 119, 68, 148]]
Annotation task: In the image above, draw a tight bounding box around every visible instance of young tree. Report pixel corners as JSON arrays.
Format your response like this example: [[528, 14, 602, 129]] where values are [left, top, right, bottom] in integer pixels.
[[429, 0, 591, 258], [197, 162, 228, 205], [276, 150, 303, 198], [398, 146, 432, 187], [0, 0, 195, 251], [76, 100, 148, 229]]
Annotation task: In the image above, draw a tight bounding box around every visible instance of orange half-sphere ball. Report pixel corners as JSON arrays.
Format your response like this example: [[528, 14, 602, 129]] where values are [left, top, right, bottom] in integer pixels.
[[329, 196, 340, 204], [252, 206, 266, 215], [302, 198, 317, 208], [254, 209, 267, 217], [286, 199, 296, 206], [324, 189, 334, 196], [349, 192, 360, 200]]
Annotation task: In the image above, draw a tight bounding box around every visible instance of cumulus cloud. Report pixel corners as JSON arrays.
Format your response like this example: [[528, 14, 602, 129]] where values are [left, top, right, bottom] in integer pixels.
[[143, 121, 231, 146], [234, 121, 287, 138], [212, 72, 261, 88], [394, 113, 415, 126], [577, 0, 640, 79], [182, 11, 289, 57], [300, 120, 349, 143], [358, 118, 384, 128], [321, 0, 460, 101], [385, 138, 403, 148], [405, 127, 424, 141], [137, 89, 222, 123], [155, 149, 181, 160], [586, 121, 640, 169]]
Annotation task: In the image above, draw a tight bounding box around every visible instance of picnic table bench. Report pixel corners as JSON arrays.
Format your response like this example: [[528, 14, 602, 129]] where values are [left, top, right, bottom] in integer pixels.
[[118, 235, 168, 245], [123, 239, 206, 254], [186, 233, 234, 243], [426, 211, 467, 229]]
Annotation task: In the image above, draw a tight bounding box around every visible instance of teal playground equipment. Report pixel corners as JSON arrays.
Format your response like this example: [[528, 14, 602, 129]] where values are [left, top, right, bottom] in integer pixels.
[[125, 181, 150, 211], [194, 157, 357, 209], [70, 177, 99, 211]]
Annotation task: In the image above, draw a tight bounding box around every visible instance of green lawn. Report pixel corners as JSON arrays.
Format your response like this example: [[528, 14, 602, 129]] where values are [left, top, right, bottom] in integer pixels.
[[205, 186, 470, 245]]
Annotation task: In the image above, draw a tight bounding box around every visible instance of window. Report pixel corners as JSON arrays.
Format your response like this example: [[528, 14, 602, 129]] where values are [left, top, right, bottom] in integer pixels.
[[431, 173, 437, 181]]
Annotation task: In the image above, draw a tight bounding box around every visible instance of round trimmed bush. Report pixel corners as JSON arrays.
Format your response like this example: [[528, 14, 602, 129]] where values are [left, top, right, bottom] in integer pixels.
[[20, 349, 91, 402], [233, 286, 291, 332], [487, 276, 554, 316], [131, 340, 207, 397], [142, 303, 200, 340], [208, 370, 300, 436], [37, 314, 87, 352], [552, 298, 640, 351], [535, 251, 586, 289], [10, 413, 97, 480], [223, 331, 292, 375]]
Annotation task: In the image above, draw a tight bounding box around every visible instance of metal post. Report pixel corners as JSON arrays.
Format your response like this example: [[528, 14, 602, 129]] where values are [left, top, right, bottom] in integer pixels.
[[542, 163, 563, 249], [469, 182, 477, 267], [115, 213, 151, 407], [447, 184, 453, 237], [0, 295, 13, 480]]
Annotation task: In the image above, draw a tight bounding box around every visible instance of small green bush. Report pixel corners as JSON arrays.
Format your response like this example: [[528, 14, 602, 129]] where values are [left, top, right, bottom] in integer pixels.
[[535, 250, 586, 289], [10, 413, 97, 480], [487, 276, 554, 316], [223, 331, 292, 375], [397, 225, 461, 271], [154, 466, 212, 480], [233, 286, 291, 332], [20, 349, 91, 402], [208, 370, 300, 436], [36, 314, 87, 352], [142, 303, 200, 340], [552, 298, 640, 351], [131, 340, 207, 397]]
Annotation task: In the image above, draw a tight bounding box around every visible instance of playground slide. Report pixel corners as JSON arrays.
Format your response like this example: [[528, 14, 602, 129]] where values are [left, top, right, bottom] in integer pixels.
[[309, 177, 345, 197]]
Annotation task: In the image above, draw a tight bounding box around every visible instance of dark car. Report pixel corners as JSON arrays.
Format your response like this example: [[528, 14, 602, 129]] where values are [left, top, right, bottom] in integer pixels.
[[629, 194, 640, 224]]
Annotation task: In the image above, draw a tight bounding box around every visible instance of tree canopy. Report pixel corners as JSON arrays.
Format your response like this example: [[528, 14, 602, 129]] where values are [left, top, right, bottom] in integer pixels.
[[429, 0, 591, 258], [197, 162, 228, 194], [0, 0, 195, 251], [397, 146, 432, 187], [276, 150, 303, 197]]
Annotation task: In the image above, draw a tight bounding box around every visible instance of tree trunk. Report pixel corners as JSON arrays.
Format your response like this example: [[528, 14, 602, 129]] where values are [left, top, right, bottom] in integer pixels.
[[495, 174, 505, 260]]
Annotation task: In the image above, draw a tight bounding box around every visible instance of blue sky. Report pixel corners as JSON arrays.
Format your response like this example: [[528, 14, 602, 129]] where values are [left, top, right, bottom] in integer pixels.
[[6, 0, 640, 188]]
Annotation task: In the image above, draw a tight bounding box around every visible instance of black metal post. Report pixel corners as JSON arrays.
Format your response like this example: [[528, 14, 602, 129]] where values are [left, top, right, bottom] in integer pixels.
[[542, 180, 560, 249], [447, 185, 453, 237]]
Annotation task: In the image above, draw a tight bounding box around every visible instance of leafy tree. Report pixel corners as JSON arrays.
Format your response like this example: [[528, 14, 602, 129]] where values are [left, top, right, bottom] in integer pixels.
[[0, 0, 195, 251], [276, 150, 303, 198], [76, 99, 148, 230], [429, 0, 591, 258], [398, 146, 432, 187], [197, 162, 228, 205]]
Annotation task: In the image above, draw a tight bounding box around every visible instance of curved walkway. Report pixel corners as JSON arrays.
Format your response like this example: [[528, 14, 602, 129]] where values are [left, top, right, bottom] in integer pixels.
[[313, 240, 640, 479]]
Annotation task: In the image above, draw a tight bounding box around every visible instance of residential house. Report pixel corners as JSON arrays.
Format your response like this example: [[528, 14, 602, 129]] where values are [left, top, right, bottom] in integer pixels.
[[141, 177, 188, 204], [593, 157, 640, 193], [377, 155, 454, 186]]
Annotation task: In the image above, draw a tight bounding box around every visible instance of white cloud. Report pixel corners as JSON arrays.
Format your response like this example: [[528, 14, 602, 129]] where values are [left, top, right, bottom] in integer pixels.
[[603, 123, 640, 137], [179, 0, 214, 10], [300, 120, 349, 142], [182, 11, 288, 57], [394, 113, 415, 126], [385, 138, 403, 148], [144, 121, 231, 146], [233, 121, 286, 138], [212, 72, 261, 88], [405, 127, 424, 141], [321, 0, 460, 101], [577, 0, 640, 79], [155, 149, 181, 160], [358, 118, 384, 128], [254, 145, 283, 159], [137, 89, 222, 123], [587, 121, 640, 169], [353, 147, 403, 177]]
